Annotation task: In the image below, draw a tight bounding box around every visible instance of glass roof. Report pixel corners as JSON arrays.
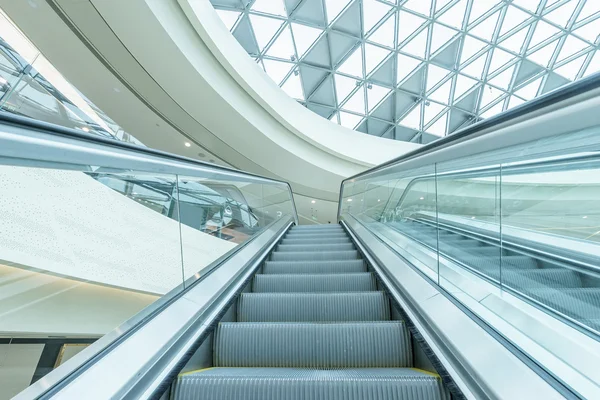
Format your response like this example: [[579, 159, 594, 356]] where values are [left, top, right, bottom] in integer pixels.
[[211, 0, 600, 143]]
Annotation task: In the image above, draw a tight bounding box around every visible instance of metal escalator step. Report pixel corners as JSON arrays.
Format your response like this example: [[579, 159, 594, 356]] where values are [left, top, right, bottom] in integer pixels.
[[285, 233, 349, 240], [291, 225, 344, 231], [527, 288, 600, 320], [238, 292, 390, 322], [270, 250, 359, 261], [503, 269, 583, 289], [276, 243, 355, 252], [174, 368, 449, 400], [214, 322, 412, 368], [253, 273, 376, 292], [281, 237, 351, 245], [263, 260, 366, 274]]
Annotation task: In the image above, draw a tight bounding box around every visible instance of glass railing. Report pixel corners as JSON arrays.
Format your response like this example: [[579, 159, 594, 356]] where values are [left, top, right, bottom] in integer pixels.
[[339, 75, 600, 397], [0, 115, 296, 399]]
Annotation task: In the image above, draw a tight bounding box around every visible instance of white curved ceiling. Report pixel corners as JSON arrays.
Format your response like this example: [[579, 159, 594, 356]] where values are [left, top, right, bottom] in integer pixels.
[[210, 0, 600, 143]]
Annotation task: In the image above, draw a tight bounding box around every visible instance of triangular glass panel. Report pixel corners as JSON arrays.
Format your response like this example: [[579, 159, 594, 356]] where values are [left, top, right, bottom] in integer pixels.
[[480, 85, 504, 108], [250, 15, 284, 50], [554, 54, 587, 80], [234, 14, 260, 55], [426, 112, 448, 136], [488, 64, 515, 90], [431, 37, 461, 69], [574, 18, 600, 43], [403, 0, 432, 17], [292, 0, 327, 27], [583, 51, 600, 77], [512, 0, 541, 13], [310, 75, 336, 106], [426, 64, 450, 90], [337, 45, 363, 77], [299, 66, 328, 96], [514, 59, 544, 85], [455, 87, 481, 112], [577, 1, 600, 22], [325, 0, 351, 22], [339, 111, 363, 128], [329, 32, 359, 67], [306, 103, 334, 119], [540, 72, 570, 94], [395, 92, 418, 119], [461, 35, 488, 64], [401, 27, 429, 58], [342, 86, 366, 113], [397, 11, 427, 44], [526, 39, 558, 67], [430, 24, 458, 54], [514, 76, 542, 100], [285, 0, 303, 15], [332, 0, 362, 37], [461, 51, 488, 78], [448, 109, 472, 132], [429, 79, 452, 103], [367, 84, 391, 111], [291, 23, 323, 57], [365, 44, 391, 74], [499, 6, 531, 36], [399, 66, 426, 94], [267, 25, 295, 58], [363, 0, 392, 33], [424, 101, 445, 124], [252, 0, 287, 16], [488, 48, 515, 74], [216, 10, 241, 31], [529, 20, 561, 48], [468, 1, 497, 24], [400, 103, 422, 129], [507, 95, 526, 110], [544, 0, 578, 27], [282, 73, 305, 99], [335, 74, 359, 101], [368, 15, 395, 47], [556, 35, 590, 62], [499, 27, 528, 54], [303, 35, 331, 67], [368, 119, 393, 136], [396, 54, 422, 84], [435, 0, 454, 13], [469, 10, 500, 42], [480, 101, 505, 118], [454, 74, 479, 99], [372, 94, 395, 120], [437, 0, 467, 29], [262, 59, 294, 85], [371, 55, 395, 86]]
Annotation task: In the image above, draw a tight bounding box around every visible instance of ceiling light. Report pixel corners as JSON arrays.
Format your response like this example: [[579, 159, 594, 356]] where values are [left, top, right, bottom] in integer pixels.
[[311, 200, 316, 204], [81, 127, 90, 132], [184, 142, 191, 147], [583, 216, 588, 219], [419, 196, 425, 200], [347, 198, 353, 202], [378, 199, 381, 202]]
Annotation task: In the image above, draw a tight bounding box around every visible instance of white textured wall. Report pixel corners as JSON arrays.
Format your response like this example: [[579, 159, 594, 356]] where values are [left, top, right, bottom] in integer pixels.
[[0, 166, 237, 295]]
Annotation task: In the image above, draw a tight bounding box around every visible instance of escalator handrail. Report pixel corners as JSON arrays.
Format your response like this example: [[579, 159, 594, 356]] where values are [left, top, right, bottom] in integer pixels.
[[337, 72, 600, 220], [0, 111, 299, 224]]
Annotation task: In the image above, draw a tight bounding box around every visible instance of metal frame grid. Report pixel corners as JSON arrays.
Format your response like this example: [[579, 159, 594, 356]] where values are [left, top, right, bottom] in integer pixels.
[[210, 0, 600, 143]]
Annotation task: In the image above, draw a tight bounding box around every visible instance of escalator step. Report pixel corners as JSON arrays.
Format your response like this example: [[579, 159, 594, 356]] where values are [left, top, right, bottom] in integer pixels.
[[270, 250, 359, 261], [528, 288, 600, 320], [263, 260, 366, 274], [291, 225, 344, 231], [214, 322, 412, 368], [276, 243, 355, 252], [253, 273, 376, 292], [281, 237, 352, 245], [285, 232, 348, 238], [174, 368, 449, 400], [238, 292, 390, 322], [503, 269, 582, 289]]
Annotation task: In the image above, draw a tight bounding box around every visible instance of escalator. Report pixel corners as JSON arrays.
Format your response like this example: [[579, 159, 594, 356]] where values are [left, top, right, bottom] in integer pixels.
[[173, 224, 449, 399], [391, 219, 600, 332]]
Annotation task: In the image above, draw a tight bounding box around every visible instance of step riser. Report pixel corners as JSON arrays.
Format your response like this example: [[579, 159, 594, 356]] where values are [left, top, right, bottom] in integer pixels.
[[270, 251, 359, 261]]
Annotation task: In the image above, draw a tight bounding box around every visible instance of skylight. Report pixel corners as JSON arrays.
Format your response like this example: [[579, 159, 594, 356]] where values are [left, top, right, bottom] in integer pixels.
[[212, 0, 600, 143]]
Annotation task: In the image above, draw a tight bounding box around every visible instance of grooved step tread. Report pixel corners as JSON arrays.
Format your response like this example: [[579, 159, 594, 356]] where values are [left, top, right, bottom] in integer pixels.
[[253, 273, 376, 292], [262, 260, 366, 274]]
